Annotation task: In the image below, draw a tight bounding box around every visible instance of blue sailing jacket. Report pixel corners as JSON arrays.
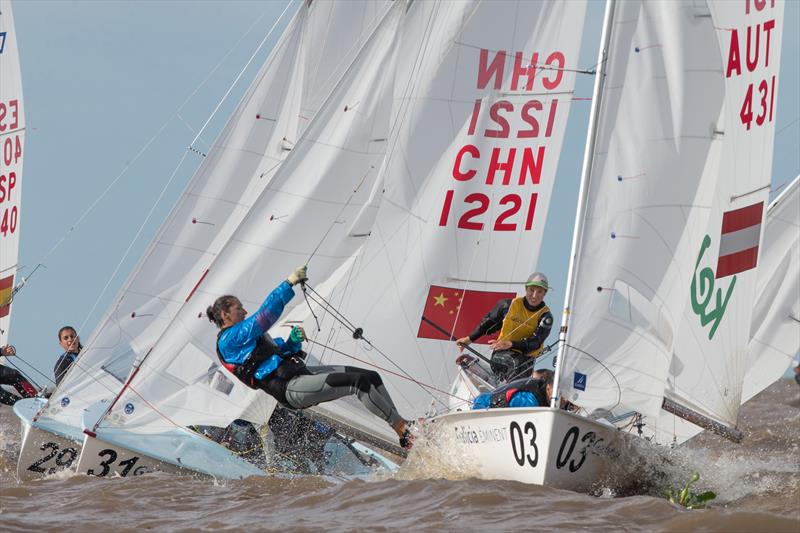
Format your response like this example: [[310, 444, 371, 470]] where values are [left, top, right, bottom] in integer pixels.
[[217, 281, 302, 380]]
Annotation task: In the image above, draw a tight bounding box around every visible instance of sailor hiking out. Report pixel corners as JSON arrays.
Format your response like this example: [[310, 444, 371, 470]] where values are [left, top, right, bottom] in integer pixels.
[[206, 266, 414, 449], [456, 272, 554, 381]]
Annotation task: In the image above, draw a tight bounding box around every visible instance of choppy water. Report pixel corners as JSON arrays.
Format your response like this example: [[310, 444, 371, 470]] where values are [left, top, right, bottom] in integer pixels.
[[1, 380, 798, 532]]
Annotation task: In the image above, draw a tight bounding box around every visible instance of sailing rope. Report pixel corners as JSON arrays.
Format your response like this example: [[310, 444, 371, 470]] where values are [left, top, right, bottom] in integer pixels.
[[305, 338, 471, 405], [38, 3, 282, 270], [299, 283, 452, 409], [189, 0, 294, 148]]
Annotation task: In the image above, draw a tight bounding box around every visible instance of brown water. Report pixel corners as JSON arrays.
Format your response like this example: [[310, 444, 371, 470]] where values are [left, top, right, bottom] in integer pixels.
[[1, 380, 798, 532]]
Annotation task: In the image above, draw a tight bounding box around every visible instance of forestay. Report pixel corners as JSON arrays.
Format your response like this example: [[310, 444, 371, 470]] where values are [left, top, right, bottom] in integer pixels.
[[289, 0, 587, 448], [95, 0, 405, 433], [664, 0, 784, 429], [557, 0, 728, 420], [0, 0, 25, 347], [40, 0, 391, 432]]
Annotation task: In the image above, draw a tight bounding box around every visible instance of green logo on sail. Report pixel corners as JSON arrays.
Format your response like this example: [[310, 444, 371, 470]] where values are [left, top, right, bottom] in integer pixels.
[[690, 235, 736, 340]]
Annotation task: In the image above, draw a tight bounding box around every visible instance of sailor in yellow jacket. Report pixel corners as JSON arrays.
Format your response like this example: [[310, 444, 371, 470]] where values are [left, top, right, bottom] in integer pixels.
[[457, 272, 553, 381]]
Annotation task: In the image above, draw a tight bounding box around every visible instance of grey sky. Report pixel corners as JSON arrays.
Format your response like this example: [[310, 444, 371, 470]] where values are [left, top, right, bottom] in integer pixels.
[[5, 0, 799, 386]]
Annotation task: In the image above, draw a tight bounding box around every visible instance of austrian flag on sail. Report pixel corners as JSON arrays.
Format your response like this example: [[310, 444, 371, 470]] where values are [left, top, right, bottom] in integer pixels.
[[716, 202, 764, 278]]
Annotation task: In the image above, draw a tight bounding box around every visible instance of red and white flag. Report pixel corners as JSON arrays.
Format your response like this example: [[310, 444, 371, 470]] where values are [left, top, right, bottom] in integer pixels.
[[716, 202, 764, 279], [0, 275, 13, 318], [417, 285, 515, 342]]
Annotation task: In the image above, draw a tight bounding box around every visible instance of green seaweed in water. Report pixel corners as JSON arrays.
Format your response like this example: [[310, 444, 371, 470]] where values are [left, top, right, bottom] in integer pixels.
[[664, 472, 717, 509]]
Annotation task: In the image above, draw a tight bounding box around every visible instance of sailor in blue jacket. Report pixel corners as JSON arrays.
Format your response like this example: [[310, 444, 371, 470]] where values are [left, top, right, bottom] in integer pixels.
[[207, 266, 414, 449], [472, 369, 553, 410]]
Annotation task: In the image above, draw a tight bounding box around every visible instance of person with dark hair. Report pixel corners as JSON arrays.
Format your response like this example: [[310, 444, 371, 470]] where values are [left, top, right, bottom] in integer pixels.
[[206, 266, 414, 450], [0, 344, 38, 406], [471, 369, 554, 410], [53, 326, 82, 386], [456, 272, 553, 381]]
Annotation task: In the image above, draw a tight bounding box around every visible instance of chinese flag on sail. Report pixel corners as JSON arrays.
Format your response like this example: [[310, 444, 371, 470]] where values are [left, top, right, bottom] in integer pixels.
[[716, 202, 764, 278], [417, 285, 516, 343], [0, 275, 13, 318]]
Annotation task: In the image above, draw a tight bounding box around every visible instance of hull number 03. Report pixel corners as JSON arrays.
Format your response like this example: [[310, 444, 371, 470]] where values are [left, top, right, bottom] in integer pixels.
[[509, 421, 538, 467]]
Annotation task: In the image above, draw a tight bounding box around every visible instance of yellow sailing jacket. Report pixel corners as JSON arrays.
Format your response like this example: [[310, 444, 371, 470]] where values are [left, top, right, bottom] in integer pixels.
[[498, 297, 551, 358]]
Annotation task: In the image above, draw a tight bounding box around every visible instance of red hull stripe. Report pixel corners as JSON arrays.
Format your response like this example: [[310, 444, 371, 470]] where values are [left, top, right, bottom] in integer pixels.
[[0, 275, 13, 290], [720, 202, 764, 234], [716, 246, 759, 279]]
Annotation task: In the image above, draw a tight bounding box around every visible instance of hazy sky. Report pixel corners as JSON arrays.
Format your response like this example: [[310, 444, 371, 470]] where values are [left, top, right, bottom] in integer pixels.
[[4, 0, 799, 387]]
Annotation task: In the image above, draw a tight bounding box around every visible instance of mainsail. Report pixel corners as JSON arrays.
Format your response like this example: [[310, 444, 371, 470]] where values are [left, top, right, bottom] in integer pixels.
[[556, 0, 727, 420], [663, 0, 785, 430], [39, 0, 391, 432], [94, 0, 404, 435], [0, 0, 25, 347], [648, 175, 799, 445], [288, 0, 588, 449]]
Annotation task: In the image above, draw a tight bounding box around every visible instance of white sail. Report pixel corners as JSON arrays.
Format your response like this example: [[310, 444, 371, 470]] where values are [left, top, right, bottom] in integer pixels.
[[96, 0, 405, 434], [745, 175, 799, 400], [289, 0, 588, 448], [0, 0, 25, 347], [41, 0, 391, 431], [648, 175, 799, 445], [664, 0, 785, 429], [557, 0, 729, 420]]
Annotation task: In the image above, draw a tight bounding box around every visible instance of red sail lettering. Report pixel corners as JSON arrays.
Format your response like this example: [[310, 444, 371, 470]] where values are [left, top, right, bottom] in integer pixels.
[[726, 29, 741, 78], [487, 148, 516, 185], [453, 145, 479, 181], [477, 49, 505, 90], [542, 52, 565, 90]]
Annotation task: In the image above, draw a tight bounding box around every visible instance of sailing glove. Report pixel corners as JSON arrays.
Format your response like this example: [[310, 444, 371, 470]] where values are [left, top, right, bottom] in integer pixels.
[[287, 265, 308, 286], [289, 326, 305, 343]]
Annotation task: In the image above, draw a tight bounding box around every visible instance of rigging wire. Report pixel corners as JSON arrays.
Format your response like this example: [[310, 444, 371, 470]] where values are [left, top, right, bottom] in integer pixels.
[[38, 3, 284, 268], [22, 3, 295, 416], [298, 283, 451, 410]]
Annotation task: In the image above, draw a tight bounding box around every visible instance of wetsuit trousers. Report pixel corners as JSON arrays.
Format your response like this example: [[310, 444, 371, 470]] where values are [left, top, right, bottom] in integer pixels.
[[283, 365, 404, 427], [490, 350, 534, 381], [0, 364, 37, 406]]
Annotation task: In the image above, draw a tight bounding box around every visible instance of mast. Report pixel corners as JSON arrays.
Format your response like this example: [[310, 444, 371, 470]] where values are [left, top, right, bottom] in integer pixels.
[[551, 0, 616, 408]]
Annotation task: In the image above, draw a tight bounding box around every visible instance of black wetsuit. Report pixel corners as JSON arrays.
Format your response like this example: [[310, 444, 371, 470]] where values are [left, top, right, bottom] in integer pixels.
[[0, 363, 37, 406]]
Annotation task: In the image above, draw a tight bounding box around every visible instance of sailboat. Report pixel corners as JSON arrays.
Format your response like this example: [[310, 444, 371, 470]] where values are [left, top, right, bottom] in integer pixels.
[[284, 0, 788, 491], [429, 0, 788, 489], [0, 0, 28, 399], [14, 0, 393, 480]]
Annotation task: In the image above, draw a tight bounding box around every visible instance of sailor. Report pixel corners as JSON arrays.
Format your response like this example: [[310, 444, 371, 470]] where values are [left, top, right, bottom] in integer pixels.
[[206, 266, 414, 450], [0, 344, 38, 406], [53, 326, 82, 386], [472, 369, 554, 409], [456, 272, 553, 381]]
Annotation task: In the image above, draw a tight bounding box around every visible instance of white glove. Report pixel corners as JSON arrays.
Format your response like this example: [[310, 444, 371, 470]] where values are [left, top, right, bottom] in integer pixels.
[[287, 265, 308, 286]]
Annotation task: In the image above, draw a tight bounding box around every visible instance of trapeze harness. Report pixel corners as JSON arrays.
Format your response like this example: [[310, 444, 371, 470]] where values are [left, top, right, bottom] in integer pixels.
[[215, 330, 309, 406]]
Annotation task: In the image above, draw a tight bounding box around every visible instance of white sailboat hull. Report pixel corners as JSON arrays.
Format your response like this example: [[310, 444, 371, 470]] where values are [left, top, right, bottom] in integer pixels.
[[429, 407, 631, 492], [14, 397, 83, 481], [77, 432, 182, 478], [74, 425, 265, 479]]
